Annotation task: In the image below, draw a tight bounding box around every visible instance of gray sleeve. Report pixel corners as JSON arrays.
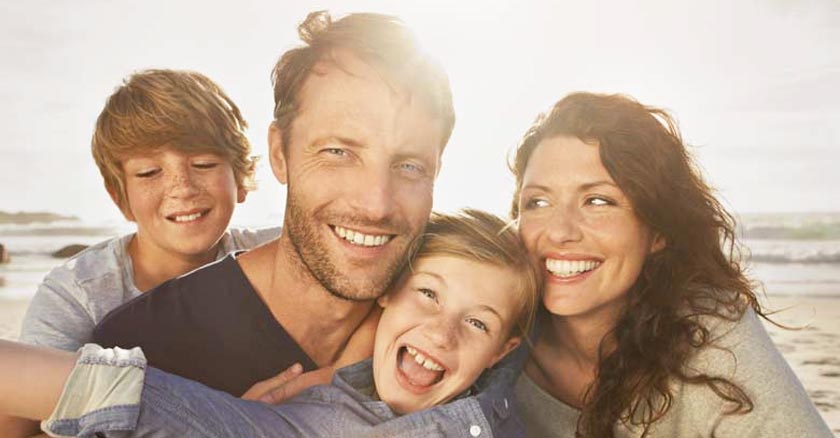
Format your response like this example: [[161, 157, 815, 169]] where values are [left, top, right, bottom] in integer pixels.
[[693, 310, 833, 437], [226, 227, 281, 251], [19, 269, 95, 352]]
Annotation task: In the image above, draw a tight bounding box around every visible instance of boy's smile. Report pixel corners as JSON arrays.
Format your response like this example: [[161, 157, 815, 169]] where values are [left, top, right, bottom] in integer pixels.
[[373, 255, 522, 414], [121, 148, 244, 264]]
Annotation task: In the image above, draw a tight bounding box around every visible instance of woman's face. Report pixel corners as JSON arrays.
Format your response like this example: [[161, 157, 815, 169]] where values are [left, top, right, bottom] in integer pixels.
[[517, 136, 663, 322]]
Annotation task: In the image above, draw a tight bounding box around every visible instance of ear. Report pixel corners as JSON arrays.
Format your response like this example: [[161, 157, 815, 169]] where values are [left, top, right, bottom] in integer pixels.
[[106, 184, 134, 222], [650, 232, 666, 254], [489, 336, 521, 368], [237, 186, 247, 204], [268, 123, 289, 185], [376, 293, 391, 308]]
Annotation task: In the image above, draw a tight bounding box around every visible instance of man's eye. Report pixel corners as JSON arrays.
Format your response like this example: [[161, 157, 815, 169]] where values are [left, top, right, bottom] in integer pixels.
[[398, 162, 425, 174], [418, 288, 437, 302], [466, 318, 488, 333], [324, 148, 348, 157], [135, 169, 160, 178]]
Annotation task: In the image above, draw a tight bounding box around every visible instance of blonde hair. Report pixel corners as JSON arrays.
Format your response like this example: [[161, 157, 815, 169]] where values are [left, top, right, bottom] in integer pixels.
[[408, 209, 539, 339], [92, 69, 255, 214]]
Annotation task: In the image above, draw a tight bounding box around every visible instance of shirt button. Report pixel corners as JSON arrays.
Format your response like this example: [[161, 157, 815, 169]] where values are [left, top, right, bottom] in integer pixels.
[[469, 425, 482, 436]]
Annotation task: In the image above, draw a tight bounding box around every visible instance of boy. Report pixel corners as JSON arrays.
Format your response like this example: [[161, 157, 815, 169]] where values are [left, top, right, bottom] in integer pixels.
[[20, 69, 279, 352], [3, 69, 279, 436], [0, 209, 537, 437]]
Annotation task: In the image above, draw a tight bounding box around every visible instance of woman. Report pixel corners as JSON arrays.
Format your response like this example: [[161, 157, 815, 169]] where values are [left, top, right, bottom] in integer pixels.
[[509, 92, 831, 437]]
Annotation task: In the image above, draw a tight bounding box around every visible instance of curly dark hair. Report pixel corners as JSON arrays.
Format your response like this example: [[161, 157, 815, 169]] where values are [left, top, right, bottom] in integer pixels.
[[510, 92, 768, 437]]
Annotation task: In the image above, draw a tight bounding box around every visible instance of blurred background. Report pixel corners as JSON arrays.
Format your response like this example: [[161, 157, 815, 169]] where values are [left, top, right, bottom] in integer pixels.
[[1, 0, 838, 433]]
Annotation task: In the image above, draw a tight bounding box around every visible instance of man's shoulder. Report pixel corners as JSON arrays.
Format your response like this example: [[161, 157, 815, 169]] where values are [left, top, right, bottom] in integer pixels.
[[92, 254, 246, 341]]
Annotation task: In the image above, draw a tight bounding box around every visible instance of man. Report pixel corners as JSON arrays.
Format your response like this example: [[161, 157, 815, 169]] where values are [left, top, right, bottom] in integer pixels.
[[92, 11, 455, 397], [14, 12, 524, 437]]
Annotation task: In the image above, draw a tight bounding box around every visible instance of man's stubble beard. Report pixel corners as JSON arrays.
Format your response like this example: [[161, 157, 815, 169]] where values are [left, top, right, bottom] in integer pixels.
[[284, 189, 412, 302]]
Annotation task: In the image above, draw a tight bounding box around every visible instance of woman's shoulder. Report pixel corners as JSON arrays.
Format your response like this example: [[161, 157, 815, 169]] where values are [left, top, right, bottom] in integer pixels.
[[677, 305, 832, 436]]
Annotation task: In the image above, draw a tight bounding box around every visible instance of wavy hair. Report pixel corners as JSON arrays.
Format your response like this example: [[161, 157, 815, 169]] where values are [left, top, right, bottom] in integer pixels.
[[510, 92, 768, 437]]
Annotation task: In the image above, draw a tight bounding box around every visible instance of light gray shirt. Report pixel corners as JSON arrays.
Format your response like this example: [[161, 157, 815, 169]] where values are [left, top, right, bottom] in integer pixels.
[[514, 308, 833, 437], [19, 227, 280, 351]]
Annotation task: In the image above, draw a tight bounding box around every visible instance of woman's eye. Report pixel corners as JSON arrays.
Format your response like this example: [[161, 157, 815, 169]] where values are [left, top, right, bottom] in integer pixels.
[[586, 196, 613, 206], [466, 318, 489, 333], [523, 197, 549, 210], [193, 162, 219, 169], [418, 287, 437, 302]]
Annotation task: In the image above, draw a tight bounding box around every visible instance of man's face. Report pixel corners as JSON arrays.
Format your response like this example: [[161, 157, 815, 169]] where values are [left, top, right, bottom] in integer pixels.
[[270, 55, 446, 301]]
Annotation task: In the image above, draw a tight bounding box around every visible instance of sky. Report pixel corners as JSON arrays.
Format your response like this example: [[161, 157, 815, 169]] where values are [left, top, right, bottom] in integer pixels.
[[1, 0, 838, 227]]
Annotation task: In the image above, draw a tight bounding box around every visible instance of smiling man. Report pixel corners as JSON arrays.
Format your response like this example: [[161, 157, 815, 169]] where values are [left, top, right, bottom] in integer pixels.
[[92, 11, 454, 398]]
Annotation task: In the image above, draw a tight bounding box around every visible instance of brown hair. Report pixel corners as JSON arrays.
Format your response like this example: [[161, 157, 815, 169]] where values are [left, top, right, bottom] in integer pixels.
[[408, 209, 539, 340], [510, 92, 766, 437], [92, 69, 255, 214], [271, 11, 455, 150]]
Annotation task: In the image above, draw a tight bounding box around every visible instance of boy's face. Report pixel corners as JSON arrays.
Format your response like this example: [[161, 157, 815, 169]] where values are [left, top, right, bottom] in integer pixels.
[[117, 148, 245, 260], [373, 255, 522, 414]]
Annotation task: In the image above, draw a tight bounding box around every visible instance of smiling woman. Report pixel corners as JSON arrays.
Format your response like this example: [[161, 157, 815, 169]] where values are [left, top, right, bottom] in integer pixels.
[[510, 92, 832, 437]]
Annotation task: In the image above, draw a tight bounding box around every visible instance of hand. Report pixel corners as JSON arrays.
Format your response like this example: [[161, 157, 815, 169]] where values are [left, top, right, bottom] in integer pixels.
[[241, 363, 335, 405]]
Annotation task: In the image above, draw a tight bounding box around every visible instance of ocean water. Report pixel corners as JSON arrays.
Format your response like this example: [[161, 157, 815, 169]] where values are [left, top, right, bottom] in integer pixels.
[[1, 213, 840, 300]]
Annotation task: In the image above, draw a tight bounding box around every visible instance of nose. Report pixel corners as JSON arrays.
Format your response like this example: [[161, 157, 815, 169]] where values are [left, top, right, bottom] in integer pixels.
[[349, 166, 397, 223], [424, 317, 459, 351], [545, 205, 584, 244], [166, 166, 201, 199]]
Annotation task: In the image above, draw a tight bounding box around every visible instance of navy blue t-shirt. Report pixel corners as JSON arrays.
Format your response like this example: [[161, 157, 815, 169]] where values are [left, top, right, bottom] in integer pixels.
[[93, 253, 316, 396]]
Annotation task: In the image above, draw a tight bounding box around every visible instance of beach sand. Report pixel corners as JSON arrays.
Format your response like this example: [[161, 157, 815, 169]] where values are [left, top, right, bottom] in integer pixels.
[[1, 294, 838, 435], [761, 295, 840, 436], [0, 297, 29, 341]]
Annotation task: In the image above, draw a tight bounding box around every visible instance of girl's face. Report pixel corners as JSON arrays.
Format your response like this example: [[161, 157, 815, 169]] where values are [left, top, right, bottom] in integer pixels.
[[372, 255, 522, 414], [517, 136, 663, 323]]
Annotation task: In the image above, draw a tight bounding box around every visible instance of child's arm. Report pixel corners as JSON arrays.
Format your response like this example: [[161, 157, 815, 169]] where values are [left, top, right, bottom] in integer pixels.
[[0, 340, 76, 420]]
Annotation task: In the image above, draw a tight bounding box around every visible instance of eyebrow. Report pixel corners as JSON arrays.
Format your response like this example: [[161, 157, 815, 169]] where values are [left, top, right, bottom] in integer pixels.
[[521, 180, 618, 193], [311, 136, 366, 150], [413, 270, 447, 288], [475, 304, 504, 322], [579, 180, 619, 191]]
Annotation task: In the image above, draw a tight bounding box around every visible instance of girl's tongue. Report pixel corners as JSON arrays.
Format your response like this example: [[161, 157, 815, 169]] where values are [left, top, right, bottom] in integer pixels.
[[399, 347, 443, 387]]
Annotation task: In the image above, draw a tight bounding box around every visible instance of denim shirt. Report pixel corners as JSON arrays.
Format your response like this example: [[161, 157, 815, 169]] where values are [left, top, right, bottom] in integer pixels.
[[44, 345, 525, 438]]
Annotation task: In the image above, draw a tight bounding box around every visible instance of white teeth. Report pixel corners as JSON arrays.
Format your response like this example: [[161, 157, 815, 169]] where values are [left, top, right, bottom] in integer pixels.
[[404, 346, 444, 371], [172, 212, 204, 223], [333, 226, 391, 247], [545, 258, 601, 278]]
